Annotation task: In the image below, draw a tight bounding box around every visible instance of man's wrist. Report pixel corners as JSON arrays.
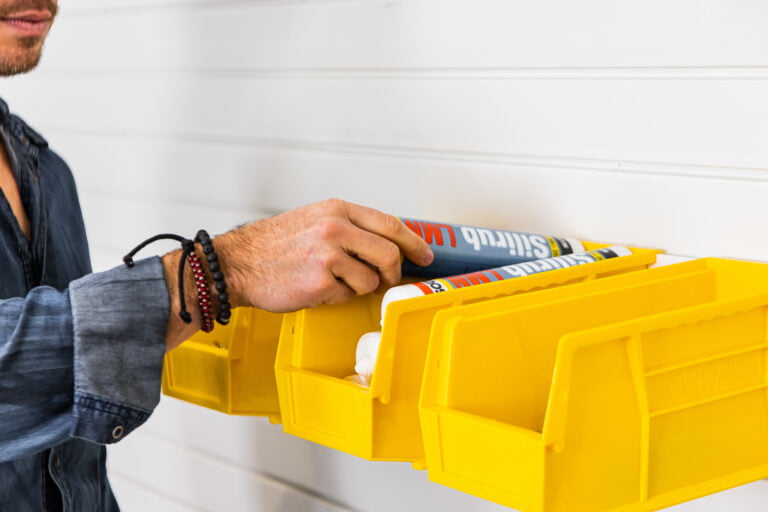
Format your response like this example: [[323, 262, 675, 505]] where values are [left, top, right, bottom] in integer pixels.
[[161, 249, 200, 351], [209, 229, 248, 310], [159, 229, 250, 350]]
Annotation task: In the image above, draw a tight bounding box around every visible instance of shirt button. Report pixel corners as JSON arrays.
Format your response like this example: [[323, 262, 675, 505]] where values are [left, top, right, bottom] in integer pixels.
[[52, 455, 61, 469], [112, 425, 124, 440]]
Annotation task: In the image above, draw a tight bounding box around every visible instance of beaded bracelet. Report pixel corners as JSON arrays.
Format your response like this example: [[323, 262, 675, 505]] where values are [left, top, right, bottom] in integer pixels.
[[123, 231, 228, 330], [195, 229, 231, 326], [187, 252, 215, 332]]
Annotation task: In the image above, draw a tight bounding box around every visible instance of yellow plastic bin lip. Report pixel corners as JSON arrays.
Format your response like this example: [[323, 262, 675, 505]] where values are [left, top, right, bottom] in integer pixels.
[[370, 244, 660, 402]]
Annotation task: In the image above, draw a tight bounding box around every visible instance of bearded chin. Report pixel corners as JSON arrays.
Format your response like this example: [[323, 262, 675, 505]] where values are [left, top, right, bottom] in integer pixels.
[[0, 37, 43, 76]]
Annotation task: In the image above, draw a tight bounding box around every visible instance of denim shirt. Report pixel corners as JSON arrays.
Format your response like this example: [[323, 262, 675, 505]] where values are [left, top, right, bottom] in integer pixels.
[[0, 98, 170, 511]]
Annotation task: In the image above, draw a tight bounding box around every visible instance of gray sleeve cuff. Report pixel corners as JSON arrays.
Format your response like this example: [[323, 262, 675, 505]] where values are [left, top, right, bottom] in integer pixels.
[[69, 256, 169, 443]]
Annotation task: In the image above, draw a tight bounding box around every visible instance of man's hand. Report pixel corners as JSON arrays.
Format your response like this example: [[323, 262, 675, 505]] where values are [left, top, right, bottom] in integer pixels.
[[162, 199, 433, 351]]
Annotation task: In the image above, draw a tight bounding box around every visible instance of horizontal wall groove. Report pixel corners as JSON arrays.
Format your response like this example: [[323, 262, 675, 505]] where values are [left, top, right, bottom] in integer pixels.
[[54, 126, 768, 183], [109, 429, 355, 512], [109, 466, 353, 512], [103, 470, 204, 511], [78, 185, 269, 224], [32, 65, 768, 81], [65, 0, 382, 16]]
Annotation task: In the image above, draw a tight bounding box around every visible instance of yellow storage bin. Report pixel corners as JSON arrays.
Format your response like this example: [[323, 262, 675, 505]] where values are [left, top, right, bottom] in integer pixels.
[[419, 257, 768, 512], [275, 243, 659, 464], [163, 307, 284, 422]]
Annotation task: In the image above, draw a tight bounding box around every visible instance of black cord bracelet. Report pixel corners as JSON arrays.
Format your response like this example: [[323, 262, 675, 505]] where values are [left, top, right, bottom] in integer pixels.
[[195, 229, 231, 326]]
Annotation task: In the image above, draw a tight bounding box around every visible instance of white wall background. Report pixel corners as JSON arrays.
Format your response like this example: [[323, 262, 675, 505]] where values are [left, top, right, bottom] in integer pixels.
[[2, 0, 768, 510]]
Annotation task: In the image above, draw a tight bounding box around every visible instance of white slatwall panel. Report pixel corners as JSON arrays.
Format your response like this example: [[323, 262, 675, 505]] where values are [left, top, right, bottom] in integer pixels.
[[107, 397, 511, 512], [2, 0, 766, 510], [107, 424, 356, 512], [43, 1, 768, 69], [46, 132, 768, 265], [104, 479, 198, 512], [6, 76, 768, 169]]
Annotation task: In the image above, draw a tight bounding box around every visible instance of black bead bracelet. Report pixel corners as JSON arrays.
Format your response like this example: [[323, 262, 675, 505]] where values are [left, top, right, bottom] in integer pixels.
[[194, 229, 231, 326]]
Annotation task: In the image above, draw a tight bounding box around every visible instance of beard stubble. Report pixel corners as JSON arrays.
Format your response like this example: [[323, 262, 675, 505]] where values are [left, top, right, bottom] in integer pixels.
[[0, 0, 57, 76]]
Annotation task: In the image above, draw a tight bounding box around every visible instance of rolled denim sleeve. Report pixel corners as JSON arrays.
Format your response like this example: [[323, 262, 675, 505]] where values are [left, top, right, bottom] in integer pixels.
[[0, 257, 168, 462], [69, 257, 169, 444]]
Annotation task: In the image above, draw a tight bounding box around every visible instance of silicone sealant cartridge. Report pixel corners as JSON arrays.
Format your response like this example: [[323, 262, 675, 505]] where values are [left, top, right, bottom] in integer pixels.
[[400, 217, 585, 278], [385, 246, 631, 313], [345, 246, 632, 388]]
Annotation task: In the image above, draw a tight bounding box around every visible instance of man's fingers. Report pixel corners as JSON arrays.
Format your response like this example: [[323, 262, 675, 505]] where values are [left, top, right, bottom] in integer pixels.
[[341, 229, 403, 289], [330, 252, 382, 296], [344, 203, 434, 267]]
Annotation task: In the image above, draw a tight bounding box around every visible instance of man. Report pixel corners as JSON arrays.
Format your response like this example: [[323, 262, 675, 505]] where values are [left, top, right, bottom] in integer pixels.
[[0, 1, 434, 510]]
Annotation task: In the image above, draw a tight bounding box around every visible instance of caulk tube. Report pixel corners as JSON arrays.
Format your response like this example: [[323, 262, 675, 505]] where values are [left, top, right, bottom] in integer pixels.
[[400, 217, 585, 278], [346, 246, 632, 388], [383, 246, 632, 318]]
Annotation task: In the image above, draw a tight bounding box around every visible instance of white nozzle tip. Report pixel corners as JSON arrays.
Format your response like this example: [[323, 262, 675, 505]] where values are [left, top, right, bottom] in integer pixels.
[[355, 357, 374, 376], [355, 331, 382, 376]]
